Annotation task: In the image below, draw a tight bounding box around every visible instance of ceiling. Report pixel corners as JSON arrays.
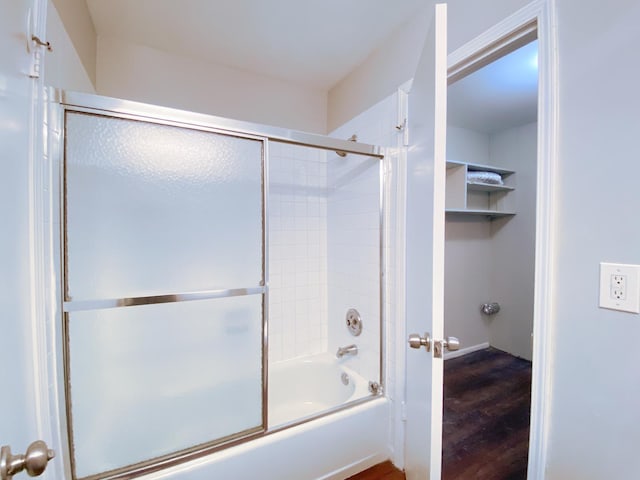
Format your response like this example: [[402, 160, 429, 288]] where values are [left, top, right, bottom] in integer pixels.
[[448, 40, 539, 134], [84, 0, 537, 131], [85, 0, 428, 90]]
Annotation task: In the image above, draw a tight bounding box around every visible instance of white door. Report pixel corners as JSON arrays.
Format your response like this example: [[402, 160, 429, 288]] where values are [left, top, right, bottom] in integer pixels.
[[0, 0, 56, 478], [404, 4, 448, 479]]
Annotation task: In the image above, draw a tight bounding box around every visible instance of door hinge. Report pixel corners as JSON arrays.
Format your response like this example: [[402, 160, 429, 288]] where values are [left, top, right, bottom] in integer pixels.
[[401, 401, 407, 422]]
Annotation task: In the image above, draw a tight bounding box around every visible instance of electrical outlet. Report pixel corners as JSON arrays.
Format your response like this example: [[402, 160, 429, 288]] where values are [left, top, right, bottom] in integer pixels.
[[599, 263, 640, 313], [611, 274, 626, 300]]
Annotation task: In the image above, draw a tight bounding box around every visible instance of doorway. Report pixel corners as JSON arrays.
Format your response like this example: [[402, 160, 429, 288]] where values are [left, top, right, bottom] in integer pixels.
[[442, 35, 539, 478]]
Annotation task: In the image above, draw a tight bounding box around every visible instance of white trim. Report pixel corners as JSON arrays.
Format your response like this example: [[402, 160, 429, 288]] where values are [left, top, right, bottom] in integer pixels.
[[391, 86, 409, 470], [443, 342, 490, 361], [448, 1, 545, 69], [447, 1, 557, 479], [528, 1, 558, 478], [28, 4, 69, 480], [429, 5, 448, 478]]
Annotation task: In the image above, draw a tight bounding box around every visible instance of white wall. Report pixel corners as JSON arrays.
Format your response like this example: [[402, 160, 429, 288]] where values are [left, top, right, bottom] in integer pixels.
[[327, 7, 432, 132], [96, 36, 327, 134], [545, 0, 640, 477], [45, 0, 95, 92], [1, 0, 41, 456], [444, 127, 492, 349], [488, 122, 537, 360], [50, 0, 97, 85], [444, 122, 536, 360]]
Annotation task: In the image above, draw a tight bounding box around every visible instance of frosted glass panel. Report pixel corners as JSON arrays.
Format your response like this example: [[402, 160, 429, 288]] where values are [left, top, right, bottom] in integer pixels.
[[65, 112, 264, 301], [68, 296, 263, 478]]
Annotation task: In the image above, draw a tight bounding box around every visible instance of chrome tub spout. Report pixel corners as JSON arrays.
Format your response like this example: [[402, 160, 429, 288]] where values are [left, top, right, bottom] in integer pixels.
[[336, 344, 358, 358]]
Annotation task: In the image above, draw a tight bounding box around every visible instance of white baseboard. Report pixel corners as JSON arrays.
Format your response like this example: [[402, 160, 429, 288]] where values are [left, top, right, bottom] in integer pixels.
[[444, 342, 490, 360]]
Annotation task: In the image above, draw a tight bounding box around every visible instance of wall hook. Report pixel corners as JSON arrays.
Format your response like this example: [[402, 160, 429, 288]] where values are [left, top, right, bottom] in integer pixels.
[[31, 35, 52, 52]]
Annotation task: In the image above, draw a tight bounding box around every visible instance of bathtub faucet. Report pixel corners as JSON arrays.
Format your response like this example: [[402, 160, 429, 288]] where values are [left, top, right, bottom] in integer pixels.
[[336, 344, 358, 358]]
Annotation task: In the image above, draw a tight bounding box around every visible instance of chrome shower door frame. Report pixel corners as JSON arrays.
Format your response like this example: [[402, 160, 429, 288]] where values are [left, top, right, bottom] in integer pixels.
[[48, 89, 386, 480], [55, 92, 269, 480]]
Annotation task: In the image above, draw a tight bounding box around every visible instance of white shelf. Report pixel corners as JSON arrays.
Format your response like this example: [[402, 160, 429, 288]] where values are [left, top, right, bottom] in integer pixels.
[[448, 160, 514, 175], [446, 208, 516, 218], [467, 182, 515, 193], [445, 160, 515, 218]]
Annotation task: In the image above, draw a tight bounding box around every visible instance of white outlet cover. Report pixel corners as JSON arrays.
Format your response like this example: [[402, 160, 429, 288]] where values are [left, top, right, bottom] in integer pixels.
[[599, 262, 640, 313]]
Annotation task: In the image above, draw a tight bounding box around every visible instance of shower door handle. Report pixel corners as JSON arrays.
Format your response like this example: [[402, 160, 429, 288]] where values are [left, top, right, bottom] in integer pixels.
[[0, 441, 55, 480]]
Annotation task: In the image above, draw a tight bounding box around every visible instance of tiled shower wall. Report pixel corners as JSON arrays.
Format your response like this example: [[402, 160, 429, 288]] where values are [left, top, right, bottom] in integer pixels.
[[329, 91, 404, 456], [325, 149, 381, 383], [268, 142, 328, 362], [268, 92, 402, 396]]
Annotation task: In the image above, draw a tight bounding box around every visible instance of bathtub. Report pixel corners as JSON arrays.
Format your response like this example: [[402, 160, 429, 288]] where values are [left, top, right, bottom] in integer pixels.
[[268, 353, 372, 427], [143, 355, 390, 480]]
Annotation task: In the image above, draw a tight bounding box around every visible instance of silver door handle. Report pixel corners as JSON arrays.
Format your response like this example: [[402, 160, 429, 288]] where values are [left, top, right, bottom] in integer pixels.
[[409, 333, 460, 358], [434, 336, 460, 358], [442, 337, 460, 351], [0, 441, 54, 480], [408, 332, 431, 351]]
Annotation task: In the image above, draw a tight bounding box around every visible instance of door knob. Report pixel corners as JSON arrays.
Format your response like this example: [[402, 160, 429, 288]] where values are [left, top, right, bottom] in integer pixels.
[[0, 441, 55, 479], [433, 336, 460, 358], [443, 336, 460, 351], [408, 332, 431, 352]]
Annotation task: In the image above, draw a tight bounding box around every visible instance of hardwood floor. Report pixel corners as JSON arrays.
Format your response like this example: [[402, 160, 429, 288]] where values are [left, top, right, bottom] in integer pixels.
[[349, 348, 531, 480], [442, 347, 532, 480], [346, 461, 404, 480]]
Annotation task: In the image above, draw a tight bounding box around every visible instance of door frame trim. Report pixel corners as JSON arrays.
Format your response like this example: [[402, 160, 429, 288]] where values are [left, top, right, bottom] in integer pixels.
[[445, 1, 558, 477]]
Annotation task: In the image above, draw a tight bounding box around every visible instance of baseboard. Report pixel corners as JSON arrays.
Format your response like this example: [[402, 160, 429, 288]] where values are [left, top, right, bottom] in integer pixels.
[[444, 342, 490, 360]]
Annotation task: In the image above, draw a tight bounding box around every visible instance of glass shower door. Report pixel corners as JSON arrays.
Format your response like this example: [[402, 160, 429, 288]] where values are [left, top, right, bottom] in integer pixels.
[[62, 111, 266, 479]]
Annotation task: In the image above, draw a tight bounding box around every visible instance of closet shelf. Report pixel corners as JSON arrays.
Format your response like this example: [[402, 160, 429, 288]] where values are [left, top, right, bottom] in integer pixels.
[[446, 208, 516, 218], [466, 182, 515, 193], [445, 160, 516, 218]]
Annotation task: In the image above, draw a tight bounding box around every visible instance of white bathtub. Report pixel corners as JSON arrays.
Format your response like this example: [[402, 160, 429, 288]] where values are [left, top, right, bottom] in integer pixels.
[[268, 353, 371, 427], [144, 355, 389, 480]]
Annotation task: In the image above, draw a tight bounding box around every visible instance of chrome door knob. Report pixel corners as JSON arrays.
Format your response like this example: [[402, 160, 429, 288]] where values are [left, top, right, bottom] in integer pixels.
[[443, 336, 460, 351], [0, 441, 55, 479], [408, 332, 431, 352]]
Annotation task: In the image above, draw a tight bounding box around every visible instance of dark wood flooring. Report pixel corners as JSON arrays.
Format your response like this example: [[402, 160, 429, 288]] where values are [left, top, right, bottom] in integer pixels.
[[442, 347, 532, 480], [350, 347, 531, 480]]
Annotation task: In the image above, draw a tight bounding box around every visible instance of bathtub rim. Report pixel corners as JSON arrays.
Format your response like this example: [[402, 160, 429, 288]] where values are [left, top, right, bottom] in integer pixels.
[[141, 396, 391, 480], [80, 393, 385, 480]]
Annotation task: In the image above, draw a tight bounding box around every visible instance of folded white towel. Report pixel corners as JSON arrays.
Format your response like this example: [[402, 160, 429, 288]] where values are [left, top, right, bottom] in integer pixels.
[[467, 171, 503, 185]]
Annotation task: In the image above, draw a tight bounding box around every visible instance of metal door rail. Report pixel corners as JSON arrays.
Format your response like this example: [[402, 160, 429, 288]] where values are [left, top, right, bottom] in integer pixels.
[[63, 286, 266, 312]]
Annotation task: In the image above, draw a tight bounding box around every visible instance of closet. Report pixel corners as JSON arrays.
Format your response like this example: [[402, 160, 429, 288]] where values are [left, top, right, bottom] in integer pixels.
[[441, 38, 539, 480], [444, 39, 539, 362]]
